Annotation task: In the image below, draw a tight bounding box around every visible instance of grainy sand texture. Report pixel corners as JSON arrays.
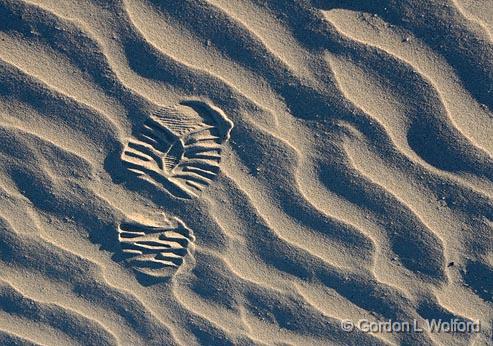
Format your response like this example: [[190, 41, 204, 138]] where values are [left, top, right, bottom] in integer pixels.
[[0, 0, 492, 345]]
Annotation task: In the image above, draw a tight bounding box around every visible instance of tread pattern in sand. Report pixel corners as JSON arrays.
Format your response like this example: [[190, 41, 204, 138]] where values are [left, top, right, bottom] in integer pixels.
[[117, 216, 195, 278], [121, 100, 233, 198]]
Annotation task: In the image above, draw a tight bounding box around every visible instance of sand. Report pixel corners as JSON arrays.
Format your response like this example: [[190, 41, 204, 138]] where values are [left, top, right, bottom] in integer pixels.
[[0, 0, 492, 345]]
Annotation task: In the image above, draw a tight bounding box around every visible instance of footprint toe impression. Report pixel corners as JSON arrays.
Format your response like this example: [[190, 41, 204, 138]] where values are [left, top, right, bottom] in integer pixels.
[[121, 100, 233, 199]]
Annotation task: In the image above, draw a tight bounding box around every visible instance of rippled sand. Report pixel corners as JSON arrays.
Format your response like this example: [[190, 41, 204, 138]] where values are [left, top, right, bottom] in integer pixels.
[[0, 0, 492, 345]]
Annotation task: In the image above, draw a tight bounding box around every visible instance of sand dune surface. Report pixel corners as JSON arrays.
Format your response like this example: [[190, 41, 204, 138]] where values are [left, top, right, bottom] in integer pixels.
[[0, 0, 492, 345]]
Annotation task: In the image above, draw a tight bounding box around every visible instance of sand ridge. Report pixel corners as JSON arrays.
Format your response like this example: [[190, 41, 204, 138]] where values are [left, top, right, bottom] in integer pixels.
[[0, 0, 491, 345]]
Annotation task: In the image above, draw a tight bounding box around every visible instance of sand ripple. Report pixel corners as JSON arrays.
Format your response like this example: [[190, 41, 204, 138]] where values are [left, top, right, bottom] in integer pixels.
[[0, 0, 491, 344]]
